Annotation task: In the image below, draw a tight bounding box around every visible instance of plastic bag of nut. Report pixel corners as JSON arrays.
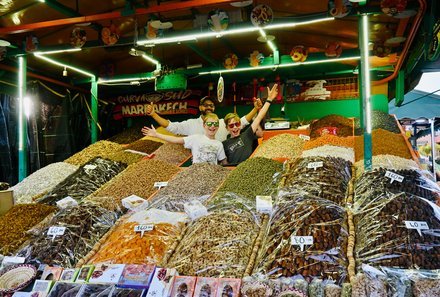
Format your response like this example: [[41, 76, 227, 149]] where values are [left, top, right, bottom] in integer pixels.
[[253, 195, 348, 284], [165, 197, 263, 278], [354, 192, 440, 270], [280, 156, 352, 206], [408, 269, 440, 297]]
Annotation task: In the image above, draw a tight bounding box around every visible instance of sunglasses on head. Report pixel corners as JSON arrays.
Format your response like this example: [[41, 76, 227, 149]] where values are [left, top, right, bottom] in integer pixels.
[[228, 122, 241, 128], [205, 121, 219, 127]]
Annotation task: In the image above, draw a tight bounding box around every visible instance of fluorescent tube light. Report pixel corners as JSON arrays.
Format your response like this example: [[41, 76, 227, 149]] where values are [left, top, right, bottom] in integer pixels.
[[34, 53, 95, 78], [142, 54, 160, 66], [97, 76, 155, 84], [361, 14, 372, 133], [34, 48, 81, 55]]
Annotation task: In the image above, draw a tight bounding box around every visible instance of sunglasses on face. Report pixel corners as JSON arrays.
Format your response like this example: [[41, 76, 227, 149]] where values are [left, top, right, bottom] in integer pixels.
[[228, 122, 241, 128], [202, 103, 215, 108], [205, 121, 219, 127]]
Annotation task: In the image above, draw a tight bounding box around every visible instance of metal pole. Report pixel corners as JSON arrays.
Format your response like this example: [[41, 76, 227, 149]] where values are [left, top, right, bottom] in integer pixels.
[[18, 56, 28, 181], [430, 118, 437, 182], [90, 78, 98, 143]]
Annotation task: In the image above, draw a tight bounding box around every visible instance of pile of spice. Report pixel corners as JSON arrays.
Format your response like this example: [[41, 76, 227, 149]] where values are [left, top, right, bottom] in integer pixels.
[[252, 134, 304, 160], [87, 209, 188, 265], [153, 143, 192, 165], [0, 204, 57, 255], [37, 157, 127, 205], [106, 150, 144, 165], [216, 157, 283, 201], [354, 110, 401, 135], [302, 145, 355, 163], [88, 159, 180, 207], [17, 202, 119, 267], [11, 162, 78, 204], [281, 156, 352, 205], [150, 163, 230, 211], [166, 203, 262, 278], [107, 123, 145, 144], [254, 197, 348, 282], [354, 154, 419, 177], [303, 134, 354, 150], [354, 193, 440, 270], [354, 129, 412, 161], [309, 114, 354, 138], [64, 140, 122, 166], [124, 139, 163, 155]]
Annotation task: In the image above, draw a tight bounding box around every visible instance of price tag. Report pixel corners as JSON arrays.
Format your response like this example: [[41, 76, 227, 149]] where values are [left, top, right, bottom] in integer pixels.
[[256, 195, 273, 215], [405, 221, 429, 236], [299, 134, 310, 141], [385, 171, 404, 183], [47, 226, 66, 241], [154, 182, 168, 189], [184, 200, 208, 221], [134, 224, 154, 237], [2, 256, 25, 265], [83, 164, 97, 170], [291, 236, 314, 251], [56, 196, 78, 209], [307, 161, 323, 170]]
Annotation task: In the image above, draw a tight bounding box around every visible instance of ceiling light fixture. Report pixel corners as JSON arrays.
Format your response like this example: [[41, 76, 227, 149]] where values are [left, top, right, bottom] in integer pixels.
[[62, 66, 67, 77], [34, 53, 95, 78], [141, 54, 160, 67], [34, 48, 81, 55], [97, 76, 155, 85]]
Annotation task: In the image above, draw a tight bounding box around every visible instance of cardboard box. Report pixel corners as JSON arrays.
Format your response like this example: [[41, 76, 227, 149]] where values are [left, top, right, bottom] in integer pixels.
[[145, 267, 178, 297], [169, 276, 196, 297], [215, 278, 241, 297], [118, 264, 155, 289], [194, 277, 219, 297], [89, 263, 125, 284]]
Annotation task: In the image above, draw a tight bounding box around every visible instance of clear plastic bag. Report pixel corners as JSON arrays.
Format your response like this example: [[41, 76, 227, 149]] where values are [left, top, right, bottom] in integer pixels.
[[37, 157, 127, 205], [110, 287, 145, 297], [77, 283, 114, 297], [17, 202, 119, 268], [165, 199, 263, 278], [47, 282, 83, 297], [280, 156, 352, 205], [254, 196, 348, 284]]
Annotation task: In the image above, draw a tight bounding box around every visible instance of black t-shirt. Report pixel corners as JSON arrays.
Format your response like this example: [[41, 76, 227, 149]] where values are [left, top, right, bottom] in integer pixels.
[[222, 126, 258, 164]]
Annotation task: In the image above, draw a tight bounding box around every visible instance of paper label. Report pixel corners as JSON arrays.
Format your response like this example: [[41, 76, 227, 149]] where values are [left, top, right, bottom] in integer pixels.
[[291, 236, 314, 251], [154, 181, 168, 189], [184, 201, 208, 220], [2, 256, 25, 265], [385, 171, 404, 183], [83, 164, 97, 170], [307, 161, 323, 170], [56, 196, 78, 209], [134, 224, 154, 237], [256, 195, 273, 214], [125, 149, 153, 157], [47, 226, 66, 241], [299, 134, 310, 141], [405, 220, 429, 236]]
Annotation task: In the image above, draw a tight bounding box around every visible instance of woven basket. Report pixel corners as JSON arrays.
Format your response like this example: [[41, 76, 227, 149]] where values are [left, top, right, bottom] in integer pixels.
[[0, 264, 37, 294]]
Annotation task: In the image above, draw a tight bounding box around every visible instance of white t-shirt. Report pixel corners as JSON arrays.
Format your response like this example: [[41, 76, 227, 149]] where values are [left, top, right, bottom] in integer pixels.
[[166, 116, 249, 142], [183, 134, 226, 164]]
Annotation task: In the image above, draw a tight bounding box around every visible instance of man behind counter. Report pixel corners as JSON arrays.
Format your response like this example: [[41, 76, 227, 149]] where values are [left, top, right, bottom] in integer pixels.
[[145, 96, 262, 142]]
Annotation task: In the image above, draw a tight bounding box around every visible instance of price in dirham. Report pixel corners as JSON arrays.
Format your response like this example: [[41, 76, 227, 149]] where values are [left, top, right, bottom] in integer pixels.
[[299, 134, 310, 141], [307, 162, 323, 170], [291, 236, 314, 251], [154, 182, 168, 189], [385, 171, 404, 184], [47, 226, 66, 241], [405, 221, 429, 236], [134, 224, 154, 237]]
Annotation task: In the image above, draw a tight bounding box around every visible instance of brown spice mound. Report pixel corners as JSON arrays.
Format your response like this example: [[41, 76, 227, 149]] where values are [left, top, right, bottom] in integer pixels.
[[303, 134, 354, 150], [310, 114, 354, 138]]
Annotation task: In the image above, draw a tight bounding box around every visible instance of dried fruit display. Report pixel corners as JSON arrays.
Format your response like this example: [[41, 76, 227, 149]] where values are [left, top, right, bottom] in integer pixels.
[[37, 157, 127, 205], [354, 154, 419, 177], [125, 139, 163, 155], [64, 140, 122, 166], [354, 110, 401, 135], [11, 162, 78, 204], [166, 201, 262, 278], [18, 202, 119, 268], [87, 209, 188, 265], [153, 143, 191, 165], [107, 124, 145, 144], [216, 157, 283, 201], [309, 114, 354, 138], [303, 135, 354, 150], [281, 156, 352, 205], [354, 193, 440, 270], [107, 150, 144, 165], [150, 163, 230, 211], [0, 204, 56, 255], [252, 134, 304, 160], [254, 197, 348, 283]]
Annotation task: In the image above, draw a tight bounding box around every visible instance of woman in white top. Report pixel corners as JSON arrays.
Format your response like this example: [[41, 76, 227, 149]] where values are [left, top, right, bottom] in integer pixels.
[[142, 113, 227, 165]]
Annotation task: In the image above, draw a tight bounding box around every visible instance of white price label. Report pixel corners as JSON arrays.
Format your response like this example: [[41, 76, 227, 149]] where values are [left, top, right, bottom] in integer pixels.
[[47, 226, 66, 241], [291, 236, 314, 251], [307, 162, 323, 170], [2, 256, 25, 265], [184, 201, 208, 221], [299, 134, 310, 141], [154, 182, 168, 189], [256, 195, 273, 215], [385, 171, 404, 183], [405, 220, 429, 236], [134, 224, 154, 237], [83, 164, 97, 170]]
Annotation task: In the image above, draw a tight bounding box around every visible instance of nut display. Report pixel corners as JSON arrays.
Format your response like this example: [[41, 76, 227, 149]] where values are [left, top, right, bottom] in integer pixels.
[[302, 145, 355, 163], [252, 134, 304, 160], [64, 140, 123, 166], [309, 114, 354, 138], [354, 154, 419, 177], [354, 110, 401, 135], [125, 139, 163, 154], [254, 197, 348, 283], [152, 143, 191, 165]]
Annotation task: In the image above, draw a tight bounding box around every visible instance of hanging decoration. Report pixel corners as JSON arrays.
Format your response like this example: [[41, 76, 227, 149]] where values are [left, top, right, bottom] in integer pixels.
[[70, 27, 87, 48], [250, 4, 273, 27], [146, 20, 172, 39], [101, 23, 120, 46], [380, 0, 407, 16], [208, 9, 229, 32], [223, 53, 238, 69], [217, 75, 224, 103], [373, 41, 392, 57], [325, 42, 343, 58], [24, 35, 39, 52], [290, 46, 308, 62], [328, 0, 352, 18], [249, 50, 264, 67]]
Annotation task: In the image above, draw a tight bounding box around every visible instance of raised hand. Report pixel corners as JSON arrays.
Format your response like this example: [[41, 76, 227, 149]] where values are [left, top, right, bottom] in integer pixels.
[[267, 83, 278, 100], [141, 125, 157, 137]]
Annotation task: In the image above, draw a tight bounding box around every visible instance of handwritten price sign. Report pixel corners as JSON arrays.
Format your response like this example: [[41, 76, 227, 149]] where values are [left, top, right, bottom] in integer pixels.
[[47, 226, 66, 241], [134, 224, 154, 237], [154, 182, 168, 189], [385, 171, 404, 184], [291, 236, 314, 251], [307, 162, 323, 170], [405, 221, 429, 236]]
